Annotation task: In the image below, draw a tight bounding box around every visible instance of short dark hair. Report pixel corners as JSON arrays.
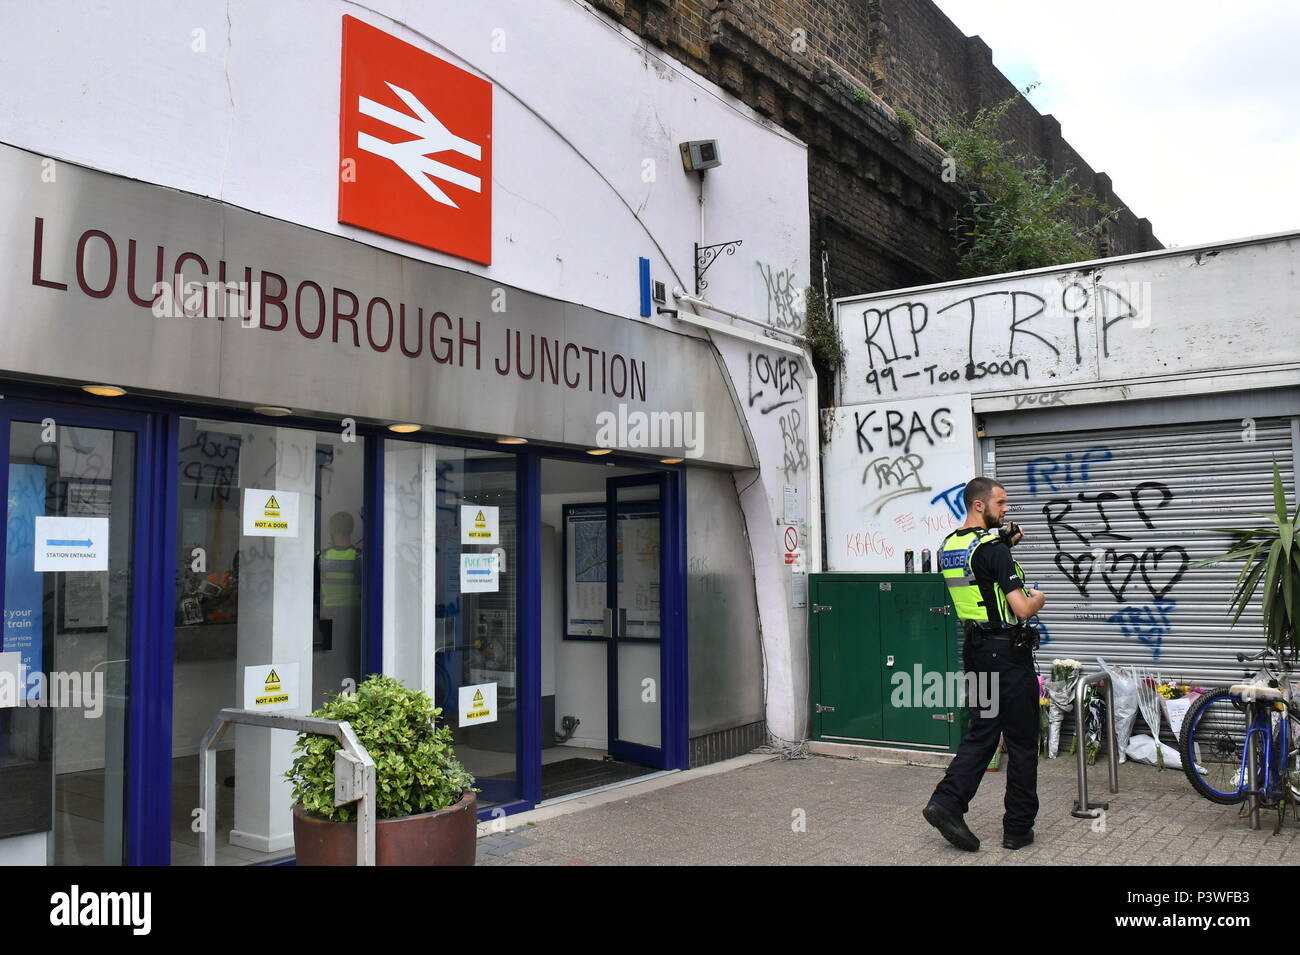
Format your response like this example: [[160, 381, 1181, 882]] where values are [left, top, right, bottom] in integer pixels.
[[329, 511, 354, 538], [963, 477, 1004, 510]]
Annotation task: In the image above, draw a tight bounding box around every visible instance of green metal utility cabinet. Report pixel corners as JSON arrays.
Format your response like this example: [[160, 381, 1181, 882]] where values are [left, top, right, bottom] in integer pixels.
[[808, 573, 968, 753]]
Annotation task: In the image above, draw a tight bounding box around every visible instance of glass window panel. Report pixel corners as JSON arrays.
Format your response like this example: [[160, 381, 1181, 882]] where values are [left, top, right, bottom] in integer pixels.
[[383, 442, 517, 806], [170, 418, 365, 865], [0, 421, 133, 866]]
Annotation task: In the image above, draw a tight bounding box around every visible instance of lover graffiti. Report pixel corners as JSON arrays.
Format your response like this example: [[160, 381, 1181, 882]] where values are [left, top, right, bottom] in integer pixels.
[[747, 351, 808, 475]]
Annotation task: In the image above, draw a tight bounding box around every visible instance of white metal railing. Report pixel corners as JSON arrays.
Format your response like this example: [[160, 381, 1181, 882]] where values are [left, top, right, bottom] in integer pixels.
[[199, 707, 376, 866]]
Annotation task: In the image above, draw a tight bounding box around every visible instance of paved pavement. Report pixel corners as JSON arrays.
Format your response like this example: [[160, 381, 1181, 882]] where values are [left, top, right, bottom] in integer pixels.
[[475, 750, 1300, 865]]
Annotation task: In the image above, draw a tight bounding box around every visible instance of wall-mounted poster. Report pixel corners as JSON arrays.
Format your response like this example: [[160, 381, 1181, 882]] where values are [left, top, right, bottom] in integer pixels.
[[4, 464, 44, 699], [60, 480, 112, 633], [563, 502, 660, 639]]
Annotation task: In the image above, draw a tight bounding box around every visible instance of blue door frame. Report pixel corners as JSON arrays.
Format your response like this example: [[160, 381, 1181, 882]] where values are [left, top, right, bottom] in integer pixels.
[[0, 385, 689, 855], [475, 453, 688, 821], [0, 397, 177, 865], [605, 474, 673, 769]]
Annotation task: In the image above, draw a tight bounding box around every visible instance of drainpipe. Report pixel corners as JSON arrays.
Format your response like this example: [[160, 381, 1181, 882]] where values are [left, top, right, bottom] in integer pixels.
[[670, 287, 822, 577]]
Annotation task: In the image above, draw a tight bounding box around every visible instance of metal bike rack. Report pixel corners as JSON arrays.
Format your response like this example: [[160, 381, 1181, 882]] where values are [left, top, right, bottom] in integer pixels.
[[1071, 671, 1120, 819], [199, 707, 376, 866], [1244, 697, 1263, 831]]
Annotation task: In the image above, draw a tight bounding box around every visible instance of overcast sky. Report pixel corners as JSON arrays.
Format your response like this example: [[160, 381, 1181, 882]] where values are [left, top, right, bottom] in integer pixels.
[[930, 0, 1300, 247]]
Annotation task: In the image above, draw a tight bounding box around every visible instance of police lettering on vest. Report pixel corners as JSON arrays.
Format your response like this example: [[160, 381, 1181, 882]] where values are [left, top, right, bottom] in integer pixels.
[[939, 528, 1026, 627]]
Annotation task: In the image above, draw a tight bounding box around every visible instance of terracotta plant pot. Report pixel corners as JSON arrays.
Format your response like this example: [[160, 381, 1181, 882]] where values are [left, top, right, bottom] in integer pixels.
[[292, 790, 478, 866]]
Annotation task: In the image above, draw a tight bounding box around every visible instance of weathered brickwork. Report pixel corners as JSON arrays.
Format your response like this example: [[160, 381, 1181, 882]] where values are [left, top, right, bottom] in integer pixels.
[[588, 0, 1160, 314]]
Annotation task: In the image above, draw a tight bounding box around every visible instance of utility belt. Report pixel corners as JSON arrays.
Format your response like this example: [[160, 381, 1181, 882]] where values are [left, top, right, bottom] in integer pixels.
[[961, 619, 1040, 651]]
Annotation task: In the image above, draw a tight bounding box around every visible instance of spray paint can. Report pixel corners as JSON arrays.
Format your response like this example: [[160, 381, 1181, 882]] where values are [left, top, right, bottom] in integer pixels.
[[904, 549, 914, 573], [921, 548, 932, 573]]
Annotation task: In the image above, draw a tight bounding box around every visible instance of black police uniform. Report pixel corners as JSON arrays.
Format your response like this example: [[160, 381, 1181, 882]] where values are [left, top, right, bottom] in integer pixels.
[[927, 527, 1040, 836]]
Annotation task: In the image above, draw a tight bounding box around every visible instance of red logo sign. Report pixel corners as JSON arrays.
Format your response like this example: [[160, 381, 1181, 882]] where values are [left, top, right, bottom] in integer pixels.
[[338, 15, 492, 264]]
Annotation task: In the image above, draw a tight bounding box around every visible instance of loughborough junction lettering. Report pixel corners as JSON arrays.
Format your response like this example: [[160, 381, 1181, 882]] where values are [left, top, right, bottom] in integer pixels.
[[28, 216, 647, 400]]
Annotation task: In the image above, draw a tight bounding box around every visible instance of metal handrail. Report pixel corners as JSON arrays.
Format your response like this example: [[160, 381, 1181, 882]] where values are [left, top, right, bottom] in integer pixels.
[[199, 707, 376, 866], [1071, 671, 1120, 818]]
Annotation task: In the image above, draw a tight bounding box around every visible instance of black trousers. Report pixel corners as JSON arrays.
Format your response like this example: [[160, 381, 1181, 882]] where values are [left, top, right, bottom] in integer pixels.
[[929, 633, 1040, 832]]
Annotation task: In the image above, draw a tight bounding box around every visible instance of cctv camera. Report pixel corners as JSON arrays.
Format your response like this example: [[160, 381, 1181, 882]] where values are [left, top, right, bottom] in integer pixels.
[[679, 140, 721, 172]]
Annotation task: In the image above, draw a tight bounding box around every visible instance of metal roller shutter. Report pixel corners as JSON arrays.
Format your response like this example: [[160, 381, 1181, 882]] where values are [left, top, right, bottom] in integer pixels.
[[992, 416, 1296, 687]]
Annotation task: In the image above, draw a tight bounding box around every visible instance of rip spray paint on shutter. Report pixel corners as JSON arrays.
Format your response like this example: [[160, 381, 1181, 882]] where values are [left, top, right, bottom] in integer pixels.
[[991, 417, 1295, 688]]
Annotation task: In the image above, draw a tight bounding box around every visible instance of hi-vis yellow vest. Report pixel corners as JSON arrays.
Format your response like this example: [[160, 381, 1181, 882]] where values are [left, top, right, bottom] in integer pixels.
[[320, 546, 361, 607], [939, 528, 1023, 626]]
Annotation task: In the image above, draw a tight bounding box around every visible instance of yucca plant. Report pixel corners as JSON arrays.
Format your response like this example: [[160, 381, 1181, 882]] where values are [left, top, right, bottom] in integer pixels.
[[1198, 460, 1300, 654]]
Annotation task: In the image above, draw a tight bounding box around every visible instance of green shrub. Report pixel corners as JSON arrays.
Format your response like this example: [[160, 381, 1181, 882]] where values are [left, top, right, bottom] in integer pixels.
[[935, 84, 1117, 278], [286, 673, 477, 822], [894, 107, 916, 141], [803, 285, 844, 375]]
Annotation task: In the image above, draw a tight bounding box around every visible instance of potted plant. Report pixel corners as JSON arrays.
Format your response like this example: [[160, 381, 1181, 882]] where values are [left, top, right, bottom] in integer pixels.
[[285, 673, 479, 865], [1200, 459, 1300, 655]]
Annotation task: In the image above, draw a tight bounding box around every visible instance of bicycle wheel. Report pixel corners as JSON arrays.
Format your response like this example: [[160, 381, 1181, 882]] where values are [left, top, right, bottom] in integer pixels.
[[1179, 687, 1249, 805]]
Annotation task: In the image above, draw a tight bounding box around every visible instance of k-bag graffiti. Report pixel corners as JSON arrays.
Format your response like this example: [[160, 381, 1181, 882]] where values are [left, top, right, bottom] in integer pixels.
[[823, 394, 975, 571]]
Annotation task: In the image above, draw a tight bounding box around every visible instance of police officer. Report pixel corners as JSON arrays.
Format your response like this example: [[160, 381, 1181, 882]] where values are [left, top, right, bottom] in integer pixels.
[[922, 476, 1045, 851], [320, 511, 362, 610]]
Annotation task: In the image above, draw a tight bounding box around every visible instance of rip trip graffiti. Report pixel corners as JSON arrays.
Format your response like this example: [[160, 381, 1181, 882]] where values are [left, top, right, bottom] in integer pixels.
[[844, 279, 1147, 402], [864, 453, 929, 514], [1027, 445, 1186, 659]]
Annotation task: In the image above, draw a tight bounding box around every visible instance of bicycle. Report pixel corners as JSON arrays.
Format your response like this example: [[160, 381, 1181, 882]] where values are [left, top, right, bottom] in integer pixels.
[[1178, 647, 1300, 827]]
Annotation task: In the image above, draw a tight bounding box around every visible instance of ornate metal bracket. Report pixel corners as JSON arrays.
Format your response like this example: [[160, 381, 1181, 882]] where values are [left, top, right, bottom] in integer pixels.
[[694, 239, 743, 294]]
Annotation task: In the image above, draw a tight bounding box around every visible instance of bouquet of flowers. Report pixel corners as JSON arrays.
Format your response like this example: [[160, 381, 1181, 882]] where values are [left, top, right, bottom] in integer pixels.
[[1159, 683, 1208, 741], [1045, 659, 1083, 759], [1038, 675, 1050, 758], [1069, 682, 1105, 765]]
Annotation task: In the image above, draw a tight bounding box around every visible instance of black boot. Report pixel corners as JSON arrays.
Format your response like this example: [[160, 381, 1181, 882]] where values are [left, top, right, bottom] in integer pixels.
[[923, 800, 980, 851], [1002, 828, 1034, 850]]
